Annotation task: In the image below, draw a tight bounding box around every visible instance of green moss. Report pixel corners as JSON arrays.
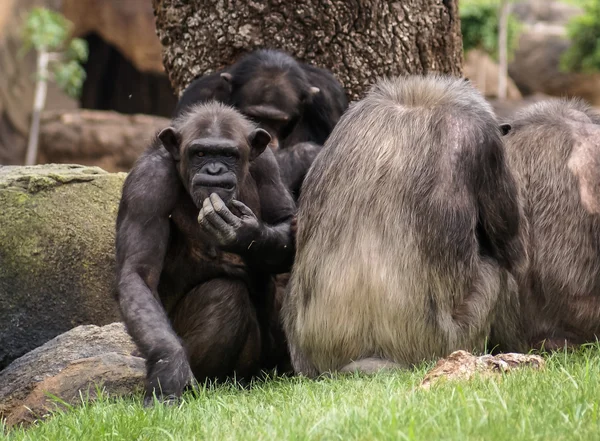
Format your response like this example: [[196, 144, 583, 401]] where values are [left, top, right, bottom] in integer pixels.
[[0, 164, 126, 367]]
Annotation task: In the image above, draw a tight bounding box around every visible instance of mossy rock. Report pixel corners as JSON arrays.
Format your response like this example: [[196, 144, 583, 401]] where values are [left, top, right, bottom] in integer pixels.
[[0, 164, 126, 370]]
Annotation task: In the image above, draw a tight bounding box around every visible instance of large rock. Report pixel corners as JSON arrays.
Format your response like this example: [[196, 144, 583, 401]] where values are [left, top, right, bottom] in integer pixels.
[[489, 93, 559, 121], [38, 110, 168, 172], [464, 49, 522, 100], [0, 323, 144, 427], [512, 0, 582, 26], [0, 164, 126, 369], [508, 3, 600, 106]]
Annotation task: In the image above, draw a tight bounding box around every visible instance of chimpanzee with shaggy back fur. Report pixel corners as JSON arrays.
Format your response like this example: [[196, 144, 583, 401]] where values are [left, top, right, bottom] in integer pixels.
[[221, 50, 347, 147], [116, 102, 296, 403], [174, 49, 348, 198], [499, 99, 600, 351], [282, 75, 524, 376]]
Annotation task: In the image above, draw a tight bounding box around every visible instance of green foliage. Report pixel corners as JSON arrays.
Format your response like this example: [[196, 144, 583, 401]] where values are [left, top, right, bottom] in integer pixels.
[[460, 0, 522, 60], [561, 1, 600, 73], [21, 7, 70, 53], [66, 38, 89, 64], [52, 61, 87, 98], [21, 7, 88, 99]]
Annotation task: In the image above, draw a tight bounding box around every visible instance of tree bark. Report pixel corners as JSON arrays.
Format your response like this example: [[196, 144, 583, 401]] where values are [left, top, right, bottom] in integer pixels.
[[152, 0, 463, 100]]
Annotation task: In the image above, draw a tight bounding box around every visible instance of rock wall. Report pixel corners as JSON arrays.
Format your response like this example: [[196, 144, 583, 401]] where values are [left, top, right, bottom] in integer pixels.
[[0, 0, 172, 165], [38, 110, 168, 172]]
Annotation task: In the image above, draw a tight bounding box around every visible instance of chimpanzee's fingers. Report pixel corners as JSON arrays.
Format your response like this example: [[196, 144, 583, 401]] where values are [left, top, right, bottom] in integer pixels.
[[201, 197, 232, 232], [231, 200, 256, 218], [210, 193, 241, 226], [199, 202, 232, 240]]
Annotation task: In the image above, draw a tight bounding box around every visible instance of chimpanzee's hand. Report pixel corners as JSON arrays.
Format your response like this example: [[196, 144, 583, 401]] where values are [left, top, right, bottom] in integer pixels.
[[198, 193, 262, 252], [143, 348, 194, 407]]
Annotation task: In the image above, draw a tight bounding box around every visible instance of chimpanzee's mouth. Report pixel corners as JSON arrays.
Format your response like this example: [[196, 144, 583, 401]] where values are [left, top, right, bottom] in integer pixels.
[[195, 175, 237, 192], [209, 182, 235, 191]]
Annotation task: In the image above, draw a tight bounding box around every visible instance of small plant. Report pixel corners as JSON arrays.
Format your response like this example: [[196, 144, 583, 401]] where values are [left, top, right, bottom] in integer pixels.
[[560, 1, 600, 74], [21, 7, 89, 165]]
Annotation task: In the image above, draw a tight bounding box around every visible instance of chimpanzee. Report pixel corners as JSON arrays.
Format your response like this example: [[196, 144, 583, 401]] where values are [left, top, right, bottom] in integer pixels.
[[220, 50, 347, 148], [173, 49, 348, 197], [115, 102, 296, 403], [500, 99, 600, 351], [283, 75, 524, 376]]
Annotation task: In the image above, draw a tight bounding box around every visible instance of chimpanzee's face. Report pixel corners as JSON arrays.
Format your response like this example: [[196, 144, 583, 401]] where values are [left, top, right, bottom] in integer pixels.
[[235, 76, 301, 141], [158, 112, 271, 208], [181, 136, 242, 206]]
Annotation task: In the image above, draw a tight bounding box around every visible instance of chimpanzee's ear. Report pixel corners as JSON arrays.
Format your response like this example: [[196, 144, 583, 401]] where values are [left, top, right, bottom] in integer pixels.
[[220, 72, 233, 83], [500, 123, 512, 136], [158, 127, 181, 161], [248, 128, 271, 161], [302, 86, 321, 103]]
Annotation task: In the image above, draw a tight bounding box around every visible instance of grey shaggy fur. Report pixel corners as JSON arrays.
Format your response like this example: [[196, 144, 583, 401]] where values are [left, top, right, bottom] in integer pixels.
[[282, 74, 524, 376], [502, 98, 600, 349]]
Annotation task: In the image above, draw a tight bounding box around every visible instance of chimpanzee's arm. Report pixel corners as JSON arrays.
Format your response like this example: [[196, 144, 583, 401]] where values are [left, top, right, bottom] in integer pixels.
[[115, 146, 192, 400], [198, 147, 296, 273], [244, 147, 297, 273], [274, 142, 322, 198]]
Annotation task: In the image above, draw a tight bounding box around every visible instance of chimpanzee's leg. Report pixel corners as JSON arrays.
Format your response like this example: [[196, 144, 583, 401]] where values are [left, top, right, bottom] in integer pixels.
[[170, 278, 261, 382]]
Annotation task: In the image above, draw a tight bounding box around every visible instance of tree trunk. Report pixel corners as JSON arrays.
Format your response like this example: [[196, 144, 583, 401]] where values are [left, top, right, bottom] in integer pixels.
[[25, 50, 49, 166], [498, 0, 511, 100], [152, 0, 463, 100]]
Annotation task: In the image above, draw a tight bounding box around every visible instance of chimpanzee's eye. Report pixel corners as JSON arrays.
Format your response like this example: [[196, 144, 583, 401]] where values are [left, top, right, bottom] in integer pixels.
[[197, 152, 204, 157], [225, 152, 232, 158]]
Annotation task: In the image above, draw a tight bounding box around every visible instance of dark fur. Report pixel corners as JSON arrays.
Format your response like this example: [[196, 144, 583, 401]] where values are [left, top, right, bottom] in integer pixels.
[[500, 99, 600, 350], [172, 71, 231, 118], [115, 103, 296, 403], [282, 75, 524, 376]]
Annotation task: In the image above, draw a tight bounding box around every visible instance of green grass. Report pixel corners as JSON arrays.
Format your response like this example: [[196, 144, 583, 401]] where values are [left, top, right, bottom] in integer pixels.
[[2, 345, 600, 441]]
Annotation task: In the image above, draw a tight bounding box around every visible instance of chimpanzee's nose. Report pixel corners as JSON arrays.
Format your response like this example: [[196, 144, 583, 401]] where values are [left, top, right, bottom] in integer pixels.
[[206, 162, 227, 175]]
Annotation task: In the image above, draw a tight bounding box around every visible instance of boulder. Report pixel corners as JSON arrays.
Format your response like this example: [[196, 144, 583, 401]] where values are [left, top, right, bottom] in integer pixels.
[[512, 0, 583, 26], [38, 110, 169, 172], [463, 49, 522, 100], [509, 29, 600, 105], [488, 93, 558, 121], [0, 323, 144, 427], [0, 164, 126, 369], [508, 7, 600, 106]]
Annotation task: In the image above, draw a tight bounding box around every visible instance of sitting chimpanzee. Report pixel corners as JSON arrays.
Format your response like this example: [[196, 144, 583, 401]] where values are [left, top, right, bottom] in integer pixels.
[[115, 102, 296, 404], [173, 49, 348, 198]]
